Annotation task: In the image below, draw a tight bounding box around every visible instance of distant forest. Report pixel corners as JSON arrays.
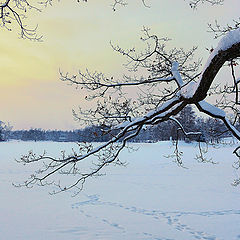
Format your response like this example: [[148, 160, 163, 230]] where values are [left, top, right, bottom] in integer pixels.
[[3, 106, 239, 143]]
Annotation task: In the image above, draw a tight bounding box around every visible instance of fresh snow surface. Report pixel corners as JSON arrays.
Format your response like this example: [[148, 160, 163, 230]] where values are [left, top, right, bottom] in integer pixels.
[[1, 140, 240, 240]]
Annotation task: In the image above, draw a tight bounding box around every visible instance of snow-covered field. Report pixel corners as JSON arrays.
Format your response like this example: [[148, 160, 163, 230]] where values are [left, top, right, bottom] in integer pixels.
[[1, 140, 240, 240]]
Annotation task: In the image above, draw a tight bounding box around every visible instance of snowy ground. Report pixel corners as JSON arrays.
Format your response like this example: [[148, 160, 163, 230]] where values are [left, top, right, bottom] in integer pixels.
[[0, 140, 240, 240]]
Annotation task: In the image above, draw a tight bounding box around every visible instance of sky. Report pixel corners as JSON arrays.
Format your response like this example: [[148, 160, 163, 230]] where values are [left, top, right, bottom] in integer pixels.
[[0, 0, 239, 130]]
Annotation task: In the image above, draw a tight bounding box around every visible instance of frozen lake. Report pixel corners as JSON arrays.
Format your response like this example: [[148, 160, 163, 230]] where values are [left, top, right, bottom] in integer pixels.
[[0, 141, 240, 240]]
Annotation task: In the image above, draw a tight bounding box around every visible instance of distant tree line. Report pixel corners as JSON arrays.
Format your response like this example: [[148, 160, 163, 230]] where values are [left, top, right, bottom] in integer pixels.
[[5, 106, 238, 143]]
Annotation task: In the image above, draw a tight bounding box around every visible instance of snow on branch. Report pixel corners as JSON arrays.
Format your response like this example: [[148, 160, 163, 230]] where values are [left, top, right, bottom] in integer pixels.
[[171, 62, 183, 88], [180, 28, 240, 100], [197, 100, 226, 118], [60, 70, 176, 97], [196, 100, 240, 140], [207, 28, 240, 63], [61, 27, 201, 102], [15, 94, 187, 194], [16, 25, 240, 194], [169, 116, 202, 137]]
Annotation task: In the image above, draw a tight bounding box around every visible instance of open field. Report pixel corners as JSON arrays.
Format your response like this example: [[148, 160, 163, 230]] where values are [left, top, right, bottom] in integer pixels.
[[0, 140, 240, 240]]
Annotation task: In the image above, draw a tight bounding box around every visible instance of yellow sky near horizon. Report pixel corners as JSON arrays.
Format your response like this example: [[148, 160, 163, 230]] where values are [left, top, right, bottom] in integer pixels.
[[0, 0, 239, 130]]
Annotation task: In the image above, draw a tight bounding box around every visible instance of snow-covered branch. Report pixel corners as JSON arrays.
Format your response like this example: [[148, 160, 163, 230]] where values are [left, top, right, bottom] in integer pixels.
[[16, 21, 240, 192], [169, 116, 202, 137], [196, 100, 240, 141], [16, 94, 187, 194]]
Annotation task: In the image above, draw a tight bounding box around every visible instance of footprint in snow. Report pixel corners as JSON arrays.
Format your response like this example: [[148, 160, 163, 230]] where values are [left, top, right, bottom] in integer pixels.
[[72, 195, 239, 240]]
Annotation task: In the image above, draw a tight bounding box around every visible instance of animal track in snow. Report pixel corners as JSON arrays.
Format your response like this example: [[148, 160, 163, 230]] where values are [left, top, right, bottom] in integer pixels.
[[72, 195, 240, 240]]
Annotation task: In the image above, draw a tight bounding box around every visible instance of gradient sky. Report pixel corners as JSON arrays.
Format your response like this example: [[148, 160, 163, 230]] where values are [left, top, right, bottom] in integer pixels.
[[0, 0, 239, 130]]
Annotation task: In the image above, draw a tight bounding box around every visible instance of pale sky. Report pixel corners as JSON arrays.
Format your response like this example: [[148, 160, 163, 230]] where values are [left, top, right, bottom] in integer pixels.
[[0, 0, 239, 130]]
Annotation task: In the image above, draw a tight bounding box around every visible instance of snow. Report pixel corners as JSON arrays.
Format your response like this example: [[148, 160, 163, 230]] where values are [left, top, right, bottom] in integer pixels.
[[181, 28, 240, 99], [197, 101, 240, 139], [180, 81, 197, 99], [236, 77, 240, 84], [171, 61, 183, 87], [214, 28, 240, 53], [198, 100, 226, 117], [202, 28, 240, 79], [146, 96, 179, 118], [169, 116, 202, 135], [225, 118, 240, 139], [115, 96, 180, 130], [1, 140, 240, 240], [199, 28, 240, 80]]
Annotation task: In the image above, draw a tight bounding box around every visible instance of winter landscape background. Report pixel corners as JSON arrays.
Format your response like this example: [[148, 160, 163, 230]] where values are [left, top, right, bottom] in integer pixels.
[[1, 1, 240, 240], [1, 140, 240, 240]]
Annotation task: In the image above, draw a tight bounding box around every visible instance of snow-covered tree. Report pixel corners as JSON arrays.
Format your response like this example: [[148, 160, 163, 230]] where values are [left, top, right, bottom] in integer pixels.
[[7, 0, 240, 194]]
